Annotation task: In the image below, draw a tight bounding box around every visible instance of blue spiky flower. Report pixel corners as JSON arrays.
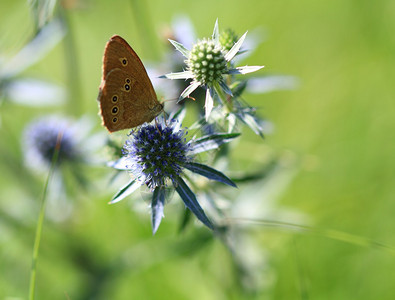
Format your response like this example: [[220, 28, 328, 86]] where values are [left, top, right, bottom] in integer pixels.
[[109, 113, 239, 234], [122, 119, 192, 190], [24, 117, 81, 170]]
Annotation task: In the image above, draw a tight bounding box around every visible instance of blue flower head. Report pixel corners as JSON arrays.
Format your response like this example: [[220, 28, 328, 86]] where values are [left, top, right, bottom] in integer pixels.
[[122, 120, 192, 190], [110, 115, 239, 234], [24, 117, 81, 170]]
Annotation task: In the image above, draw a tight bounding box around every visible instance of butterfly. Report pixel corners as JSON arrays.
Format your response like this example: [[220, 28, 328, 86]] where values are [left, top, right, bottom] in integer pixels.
[[97, 35, 164, 132]]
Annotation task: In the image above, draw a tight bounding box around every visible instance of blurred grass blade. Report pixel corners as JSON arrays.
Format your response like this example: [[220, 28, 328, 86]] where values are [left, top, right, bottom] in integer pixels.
[[129, 0, 160, 60], [59, 8, 83, 115], [226, 218, 395, 255], [0, 19, 65, 79], [29, 0, 58, 32]]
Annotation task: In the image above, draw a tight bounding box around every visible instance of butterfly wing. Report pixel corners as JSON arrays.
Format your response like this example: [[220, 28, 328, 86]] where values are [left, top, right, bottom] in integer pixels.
[[99, 68, 163, 132], [98, 35, 162, 132], [102, 35, 157, 99]]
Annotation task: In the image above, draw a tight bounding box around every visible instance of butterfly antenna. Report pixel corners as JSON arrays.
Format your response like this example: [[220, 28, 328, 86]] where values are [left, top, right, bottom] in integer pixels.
[[160, 97, 179, 103]]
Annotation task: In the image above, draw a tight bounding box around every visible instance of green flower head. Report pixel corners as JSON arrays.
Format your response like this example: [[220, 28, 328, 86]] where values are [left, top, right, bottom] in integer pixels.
[[162, 19, 264, 121]]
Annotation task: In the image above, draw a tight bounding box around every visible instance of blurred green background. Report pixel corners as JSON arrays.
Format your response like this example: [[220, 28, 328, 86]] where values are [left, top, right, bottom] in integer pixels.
[[1, 0, 395, 299]]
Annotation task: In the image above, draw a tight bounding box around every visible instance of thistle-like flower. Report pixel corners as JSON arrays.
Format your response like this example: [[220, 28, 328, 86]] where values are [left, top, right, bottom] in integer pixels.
[[162, 19, 264, 120], [23, 115, 104, 221], [109, 112, 239, 234], [24, 116, 82, 171], [219, 28, 239, 52], [122, 120, 192, 190]]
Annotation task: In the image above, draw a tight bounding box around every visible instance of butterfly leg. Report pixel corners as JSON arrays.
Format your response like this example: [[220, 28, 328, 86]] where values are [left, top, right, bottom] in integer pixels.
[[127, 128, 136, 136], [154, 117, 162, 136], [163, 111, 169, 126]]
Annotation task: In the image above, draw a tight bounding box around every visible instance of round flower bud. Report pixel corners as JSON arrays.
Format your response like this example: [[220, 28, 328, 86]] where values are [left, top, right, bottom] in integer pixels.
[[187, 39, 227, 85]]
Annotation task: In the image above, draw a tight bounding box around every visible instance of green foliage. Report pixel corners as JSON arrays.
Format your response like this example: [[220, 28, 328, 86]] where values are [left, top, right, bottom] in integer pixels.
[[1, 0, 395, 299]]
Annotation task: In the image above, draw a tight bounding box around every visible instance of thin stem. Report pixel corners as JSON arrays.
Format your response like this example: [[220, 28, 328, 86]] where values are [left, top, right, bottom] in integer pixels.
[[213, 82, 233, 113], [59, 6, 83, 115], [129, 0, 160, 60], [223, 217, 395, 255], [29, 132, 62, 300], [226, 73, 233, 103]]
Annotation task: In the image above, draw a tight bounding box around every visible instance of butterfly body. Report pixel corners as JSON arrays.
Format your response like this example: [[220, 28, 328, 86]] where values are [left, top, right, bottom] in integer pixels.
[[98, 35, 163, 132]]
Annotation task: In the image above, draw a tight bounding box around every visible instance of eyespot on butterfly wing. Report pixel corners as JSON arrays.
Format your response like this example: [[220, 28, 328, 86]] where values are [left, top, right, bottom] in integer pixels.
[[97, 35, 163, 132]]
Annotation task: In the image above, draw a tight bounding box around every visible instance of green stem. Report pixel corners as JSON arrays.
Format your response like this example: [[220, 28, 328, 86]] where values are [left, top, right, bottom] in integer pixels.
[[59, 7, 83, 115], [224, 217, 395, 255], [213, 82, 233, 113], [129, 0, 160, 60], [29, 133, 62, 300]]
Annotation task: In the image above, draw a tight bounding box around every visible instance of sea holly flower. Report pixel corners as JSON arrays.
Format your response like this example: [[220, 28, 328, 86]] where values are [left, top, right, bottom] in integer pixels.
[[23, 115, 106, 217], [162, 19, 264, 120], [147, 15, 203, 108], [23, 115, 105, 172], [219, 28, 239, 53], [109, 110, 239, 234], [23, 115, 104, 220], [151, 16, 295, 128], [24, 116, 82, 171], [188, 82, 273, 139]]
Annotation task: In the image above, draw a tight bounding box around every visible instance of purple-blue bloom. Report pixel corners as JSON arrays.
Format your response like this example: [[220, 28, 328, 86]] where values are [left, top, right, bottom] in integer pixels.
[[122, 120, 192, 190], [24, 117, 81, 170], [110, 116, 238, 233]]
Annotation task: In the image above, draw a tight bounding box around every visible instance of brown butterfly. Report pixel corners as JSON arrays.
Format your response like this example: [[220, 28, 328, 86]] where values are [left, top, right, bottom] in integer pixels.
[[97, 35, 164, 132]]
